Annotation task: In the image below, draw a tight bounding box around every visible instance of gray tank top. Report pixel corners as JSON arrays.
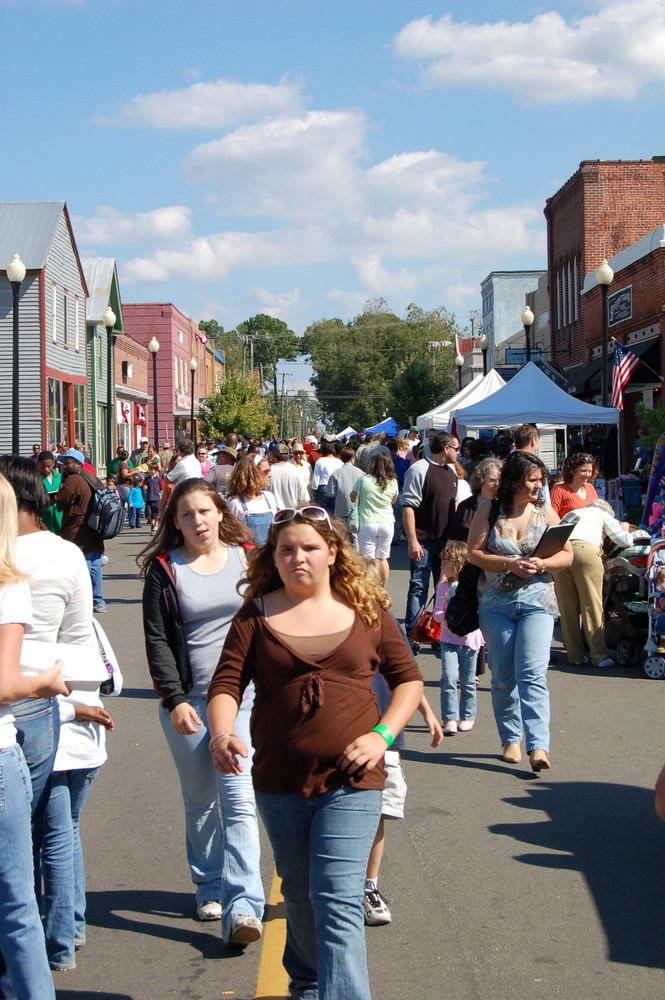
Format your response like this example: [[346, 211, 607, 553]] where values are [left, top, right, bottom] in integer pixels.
[[169, 544, 246, 698]]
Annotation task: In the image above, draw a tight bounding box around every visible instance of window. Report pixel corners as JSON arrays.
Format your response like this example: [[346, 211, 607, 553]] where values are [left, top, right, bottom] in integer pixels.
[[48, 378, 64, 444], [75, 298, 80, 351], [63, 292, 68, 348], [52, 286, 57, 343], [73, 384, 86, 446]]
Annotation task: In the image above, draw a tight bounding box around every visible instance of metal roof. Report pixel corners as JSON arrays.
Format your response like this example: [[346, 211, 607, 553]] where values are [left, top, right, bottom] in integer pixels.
[[81, 257, 117, 323], [0, 201, 66, 270]]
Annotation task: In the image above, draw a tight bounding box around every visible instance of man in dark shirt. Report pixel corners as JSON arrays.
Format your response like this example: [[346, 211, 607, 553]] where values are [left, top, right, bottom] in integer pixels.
[[401, 431, 459, 645]]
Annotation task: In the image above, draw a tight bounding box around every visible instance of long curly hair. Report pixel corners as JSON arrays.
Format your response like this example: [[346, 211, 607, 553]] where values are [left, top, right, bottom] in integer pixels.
[[561, 452, 597, 484], [137, 477, 254, 577], [368, 452, 397, 490], [227, 455, 266, 500], [240, 511, 390, 626], [497, 451, 548, 515]]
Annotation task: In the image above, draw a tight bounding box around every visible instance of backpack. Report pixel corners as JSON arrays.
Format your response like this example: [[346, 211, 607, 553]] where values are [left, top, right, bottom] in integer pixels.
[[80, 471, 126, 540]]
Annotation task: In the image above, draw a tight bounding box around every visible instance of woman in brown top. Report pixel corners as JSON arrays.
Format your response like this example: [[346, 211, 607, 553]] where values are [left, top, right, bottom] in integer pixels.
[[207, 506, 422, 1000]]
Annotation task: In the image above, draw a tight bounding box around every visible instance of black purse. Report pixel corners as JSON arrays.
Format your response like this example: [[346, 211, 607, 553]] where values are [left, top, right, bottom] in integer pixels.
[[445, 500, 500, 637]]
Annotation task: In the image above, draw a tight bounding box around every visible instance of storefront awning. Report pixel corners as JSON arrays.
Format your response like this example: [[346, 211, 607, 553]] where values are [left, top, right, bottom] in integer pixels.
[[566, 337, 660, 396]]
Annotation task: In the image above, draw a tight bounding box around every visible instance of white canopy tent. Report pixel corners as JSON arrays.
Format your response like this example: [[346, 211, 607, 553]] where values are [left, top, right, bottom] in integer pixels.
[[454, 362, 619, 437], [417, 369, 506, 430]]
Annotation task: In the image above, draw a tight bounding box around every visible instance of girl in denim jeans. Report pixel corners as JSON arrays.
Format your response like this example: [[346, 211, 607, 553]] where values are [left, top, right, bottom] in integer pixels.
[[433, 540, 484, 736]]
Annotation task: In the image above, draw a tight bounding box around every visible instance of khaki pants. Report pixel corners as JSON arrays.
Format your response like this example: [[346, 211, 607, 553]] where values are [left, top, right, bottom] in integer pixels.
[[554, 540, 609, 665]]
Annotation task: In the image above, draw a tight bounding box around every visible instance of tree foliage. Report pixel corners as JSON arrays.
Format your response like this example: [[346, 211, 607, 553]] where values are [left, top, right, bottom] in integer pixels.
[[300, 300, 460, 429], [198, 371, 277, 440], [237, 314, 300, 397], [198, 320, 244, 371]]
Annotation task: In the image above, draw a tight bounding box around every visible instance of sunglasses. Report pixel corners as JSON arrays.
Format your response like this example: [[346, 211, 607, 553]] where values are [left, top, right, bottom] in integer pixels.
[[272, 506, 333, 530]]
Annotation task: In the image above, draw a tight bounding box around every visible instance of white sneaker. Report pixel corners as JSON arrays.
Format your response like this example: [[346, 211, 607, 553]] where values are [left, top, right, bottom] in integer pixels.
[[363, 888, 392, 926], [457, 720, 475, 732], [595, 658, 614, 668], [229, 914, 263, 945], [196, 900, 222, 921], [443, 720, 458, 736]]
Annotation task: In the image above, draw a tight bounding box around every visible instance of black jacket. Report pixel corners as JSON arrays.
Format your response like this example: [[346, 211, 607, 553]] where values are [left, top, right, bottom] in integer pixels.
[[142, 553, 192, 712]]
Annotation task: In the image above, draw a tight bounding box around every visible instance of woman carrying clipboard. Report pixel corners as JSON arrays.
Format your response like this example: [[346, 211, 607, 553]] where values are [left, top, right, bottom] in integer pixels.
[[468, 451, 573, 772]]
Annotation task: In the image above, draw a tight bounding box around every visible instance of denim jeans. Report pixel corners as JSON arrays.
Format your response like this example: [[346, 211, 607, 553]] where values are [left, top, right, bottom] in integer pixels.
[[479, 601, 554, 752], [405, 538, 444, 632], [256, 787, 381, 1000], [159, 688, 264, 941], [128, 506, 142, 527], [0, 744, 55, 1000], [84, 551, 105, 608], [440, 643, 478, 722], [42, 767, 100, 969]]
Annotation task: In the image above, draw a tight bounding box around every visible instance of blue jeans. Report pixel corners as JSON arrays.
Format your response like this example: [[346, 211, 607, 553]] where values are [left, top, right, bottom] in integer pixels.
[[84, 551, 105, 608], [159, 688, 264, 941], [440, 643, 478, 722], [0, 744, 55, 1000], [479, 602, 554, 752], [128, 506, 142, 527], [256, 787, 381, 1000], [42, 767, 100, 968], [405, 538, 444, 632]]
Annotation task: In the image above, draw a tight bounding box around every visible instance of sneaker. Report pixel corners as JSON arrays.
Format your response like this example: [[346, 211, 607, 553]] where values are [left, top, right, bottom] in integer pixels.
[[229, 914, 263, 945], [458, 719, 475, 732], [93, 603, 107, 614], [595, 658, 614, 668], [196, 900, 222, 921], [573, 655, 589, 665], [443, 720, 458, 736], [363, 889, 392, 926]]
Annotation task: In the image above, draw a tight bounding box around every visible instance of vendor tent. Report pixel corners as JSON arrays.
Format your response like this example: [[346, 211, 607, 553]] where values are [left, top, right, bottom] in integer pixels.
[[335, 426, 357, 440], [364, 417, 399, 436], [454, 362, 619, 435], [418, 369, 506, 430]]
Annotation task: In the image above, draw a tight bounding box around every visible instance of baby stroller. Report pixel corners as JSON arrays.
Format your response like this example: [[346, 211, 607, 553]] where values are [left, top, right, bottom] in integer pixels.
[[642, 538, 665, 679], [602, 531, 651, 668]]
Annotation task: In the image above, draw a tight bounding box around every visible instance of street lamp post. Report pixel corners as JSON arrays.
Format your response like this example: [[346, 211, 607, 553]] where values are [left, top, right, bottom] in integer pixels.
[[596, 259, 614, 408], [148, 337, 160, 448], [103, 306, 116, 470], [7, 254, 26, 454], [455, 351, 464, 392], [479, 334, 489, 376], [189, 358, 198, 440], [521, 305, 534, 364]]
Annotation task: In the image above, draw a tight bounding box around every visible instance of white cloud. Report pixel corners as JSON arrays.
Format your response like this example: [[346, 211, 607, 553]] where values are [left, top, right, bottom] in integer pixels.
[[185, 109, 367, 219], [392, 1, 665, 104], [73, 205, 192, 246], [96, 77, 304, 128]]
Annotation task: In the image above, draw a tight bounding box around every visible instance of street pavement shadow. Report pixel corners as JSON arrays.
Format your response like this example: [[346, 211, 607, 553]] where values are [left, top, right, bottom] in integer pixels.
[[56, 992, 132, 999], [402, 743, 538, 781], [490, 781, 665, 968], [85, 889, 255, 960], [114, 686, 155, 699]]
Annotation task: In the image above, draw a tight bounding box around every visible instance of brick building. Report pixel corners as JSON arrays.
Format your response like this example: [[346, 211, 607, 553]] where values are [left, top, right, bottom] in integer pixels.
[[114, 332, 151, 455], [544, 158, 665, 370]]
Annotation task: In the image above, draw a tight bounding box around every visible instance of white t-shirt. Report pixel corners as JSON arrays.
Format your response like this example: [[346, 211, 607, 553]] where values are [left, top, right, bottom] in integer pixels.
[[0, 581, 33, 749], [226, 491, 277, 520], [167, 453, 203, 484], [312, 456, 343, 490]]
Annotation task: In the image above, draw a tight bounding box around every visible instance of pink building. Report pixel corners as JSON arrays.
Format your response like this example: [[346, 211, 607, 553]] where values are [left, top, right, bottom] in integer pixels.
[[122, 303, 210, 446]]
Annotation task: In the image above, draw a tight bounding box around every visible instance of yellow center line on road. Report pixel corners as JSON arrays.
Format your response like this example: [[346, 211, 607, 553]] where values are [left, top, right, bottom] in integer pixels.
[[255, 869, 289, 999]]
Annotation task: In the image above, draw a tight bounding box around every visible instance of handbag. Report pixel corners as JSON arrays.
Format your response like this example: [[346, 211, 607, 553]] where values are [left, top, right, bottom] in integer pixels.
[[92, 618, 123, 697], [446, 499, 500, 637], [408, 595, 442, 644], [347, 477, 363, 534]]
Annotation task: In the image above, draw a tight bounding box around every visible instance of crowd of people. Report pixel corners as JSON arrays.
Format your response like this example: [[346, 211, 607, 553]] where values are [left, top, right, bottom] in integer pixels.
[[2, 421, 663, 1000]]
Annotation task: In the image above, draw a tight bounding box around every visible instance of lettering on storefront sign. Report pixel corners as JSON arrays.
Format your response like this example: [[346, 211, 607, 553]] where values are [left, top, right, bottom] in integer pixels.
[[608, 286, 632, 326]]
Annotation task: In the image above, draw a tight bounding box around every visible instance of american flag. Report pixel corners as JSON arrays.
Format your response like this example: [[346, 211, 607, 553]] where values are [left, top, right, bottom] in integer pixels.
[[611, 340, 640, 409], [195, 328, 209, 345]]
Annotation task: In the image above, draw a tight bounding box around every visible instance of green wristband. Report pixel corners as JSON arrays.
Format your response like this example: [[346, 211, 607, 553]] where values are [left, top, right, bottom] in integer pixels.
[[372, 724, 394, 747]]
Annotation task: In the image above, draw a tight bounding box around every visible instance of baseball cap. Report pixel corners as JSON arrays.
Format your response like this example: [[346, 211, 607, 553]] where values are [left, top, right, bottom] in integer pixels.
[[63, 448, 85, 464], [274, 442, 290, 458]]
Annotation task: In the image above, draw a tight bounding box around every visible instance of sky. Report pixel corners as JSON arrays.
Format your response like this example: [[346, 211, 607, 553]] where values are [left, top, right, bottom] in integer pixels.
[[3, 0, 665, 390]]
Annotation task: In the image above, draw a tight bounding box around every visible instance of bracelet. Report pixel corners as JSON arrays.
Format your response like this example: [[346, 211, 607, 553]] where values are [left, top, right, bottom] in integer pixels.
[[372, 724, 395, 747], [208, 732, 234, 754]]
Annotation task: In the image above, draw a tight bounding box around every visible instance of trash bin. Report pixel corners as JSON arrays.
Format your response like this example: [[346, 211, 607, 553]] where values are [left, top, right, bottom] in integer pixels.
[[621, 478, 642, 508]]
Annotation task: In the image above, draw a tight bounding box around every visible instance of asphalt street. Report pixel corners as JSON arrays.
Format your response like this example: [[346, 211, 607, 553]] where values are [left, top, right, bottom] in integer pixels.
[[53, 526, 665, 1000]]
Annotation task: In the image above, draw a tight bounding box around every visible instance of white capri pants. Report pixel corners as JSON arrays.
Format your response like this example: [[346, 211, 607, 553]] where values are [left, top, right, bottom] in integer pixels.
[[357, 521, 394, 560]]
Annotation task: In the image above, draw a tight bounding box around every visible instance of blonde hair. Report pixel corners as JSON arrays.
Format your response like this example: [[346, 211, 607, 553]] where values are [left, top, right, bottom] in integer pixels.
[[357, 554, 387, 588], [0, 473, 26, 587], [241, 513, 390, 626], [227, 455, 266, 500], [442, 539, 468, 580], [655, 567, 665, 585]]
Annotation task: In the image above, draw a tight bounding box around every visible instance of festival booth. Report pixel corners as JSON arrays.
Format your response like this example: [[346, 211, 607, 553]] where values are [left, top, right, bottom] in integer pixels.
[[417, 369, 506, 431], [335, 426, 357, 440], [454, 362, 619, 481], [364, 417, 399, 436]]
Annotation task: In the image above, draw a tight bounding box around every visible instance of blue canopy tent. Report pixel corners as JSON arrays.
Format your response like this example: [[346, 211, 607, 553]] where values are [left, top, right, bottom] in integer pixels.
[[364, 417, 399, 436]]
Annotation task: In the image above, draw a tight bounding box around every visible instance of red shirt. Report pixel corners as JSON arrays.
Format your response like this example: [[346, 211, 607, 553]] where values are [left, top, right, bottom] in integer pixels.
[[550, 481, 598, 518]]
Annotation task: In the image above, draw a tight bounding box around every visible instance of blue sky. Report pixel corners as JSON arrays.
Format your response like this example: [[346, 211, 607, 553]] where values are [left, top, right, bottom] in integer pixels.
[[4, 0, 665, 388]]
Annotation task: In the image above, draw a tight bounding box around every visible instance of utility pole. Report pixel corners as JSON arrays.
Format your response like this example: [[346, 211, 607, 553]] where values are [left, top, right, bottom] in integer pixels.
[[249, 336, 254, 378]]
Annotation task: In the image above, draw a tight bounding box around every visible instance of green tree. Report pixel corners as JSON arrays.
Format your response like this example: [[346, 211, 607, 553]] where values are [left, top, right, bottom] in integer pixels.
[[388, 356, 454, 428], [198, 371, 277, 440], [237, 314, 300, 405], [199, 320, 244, 372], [300, 301, 459, 429]]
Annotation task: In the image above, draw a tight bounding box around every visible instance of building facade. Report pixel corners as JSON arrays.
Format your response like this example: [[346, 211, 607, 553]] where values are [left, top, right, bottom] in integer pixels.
[[481, 270, 545, 371]]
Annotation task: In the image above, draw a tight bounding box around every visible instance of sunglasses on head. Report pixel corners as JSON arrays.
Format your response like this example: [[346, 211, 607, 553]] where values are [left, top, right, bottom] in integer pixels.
[[272, 506, 333, 530]]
